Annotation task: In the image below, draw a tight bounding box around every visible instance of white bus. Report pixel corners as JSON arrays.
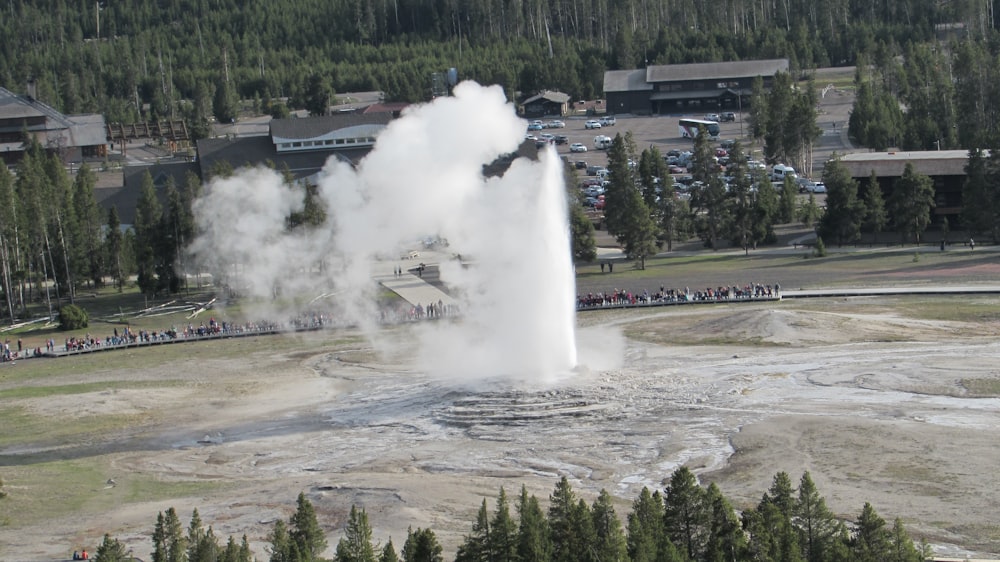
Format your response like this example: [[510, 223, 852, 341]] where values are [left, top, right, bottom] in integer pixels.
[[679, 118, 721, 140]]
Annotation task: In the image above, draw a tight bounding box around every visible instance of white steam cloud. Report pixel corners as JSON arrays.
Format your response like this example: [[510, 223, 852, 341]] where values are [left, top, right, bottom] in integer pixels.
[[189, 81, 578, 382]]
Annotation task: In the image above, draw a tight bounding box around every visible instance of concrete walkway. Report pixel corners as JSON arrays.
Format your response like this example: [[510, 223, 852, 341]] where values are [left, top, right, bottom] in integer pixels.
[[371, 250, 459, 308]]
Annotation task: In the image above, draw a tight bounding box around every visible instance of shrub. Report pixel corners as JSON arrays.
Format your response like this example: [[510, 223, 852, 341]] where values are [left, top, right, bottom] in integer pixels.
[[59, 304, 89, 330], [813, 237, 827, 257]]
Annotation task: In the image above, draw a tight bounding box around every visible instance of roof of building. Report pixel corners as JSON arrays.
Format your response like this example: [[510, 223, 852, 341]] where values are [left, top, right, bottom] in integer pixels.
[[603, 69, 653, 93], [109, 161, 200, 224], [0, 87, 107, 150], [269, 112, 393, 141], [840, 150, 972, 177], [645, 59, 789, 83], [521, 91, 572, 105], [362, 102, 411, 115], [196, 135, 368, 181]]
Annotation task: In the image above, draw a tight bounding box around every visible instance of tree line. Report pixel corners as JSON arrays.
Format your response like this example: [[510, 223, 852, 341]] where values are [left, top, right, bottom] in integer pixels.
[[2, 0, 995, 135], [88, 467, 929, 562]]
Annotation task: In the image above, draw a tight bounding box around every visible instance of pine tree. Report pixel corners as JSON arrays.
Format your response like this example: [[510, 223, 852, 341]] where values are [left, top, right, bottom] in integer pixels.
[[778, 176, 798, 224], [72, 164, 103, 287], [603, 134, 635, 238], [290, 491, 328, 561], [134, 171, 162, 296], [704, 483, 747, 562], [379, 539, 399, 562], [794, 472, 840, 562], [548, 476, 582, 562], [851, 503, 891, 562], [689, 121, 730, 250], [591, 489, 628, 562], [819, 155, 863, 246], [94, 533, 129, 562], [269, 519, 291, 562], [516, 485, 551, 562], [335, 505, 376, 562], [454, 499, 490, 562], [401, 527, 443, 562], [488, 488, 518, 562], [889, 163, 936, 244], [105, 207, 125, 291], [888, 518, 923, 562], [626, 487, 664, 562], [663, 467, 709, 562], [862, 170, 888, 243]]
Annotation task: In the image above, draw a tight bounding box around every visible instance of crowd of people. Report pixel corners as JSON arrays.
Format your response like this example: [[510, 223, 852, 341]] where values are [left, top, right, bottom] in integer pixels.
[[577, 282, 781, 309]]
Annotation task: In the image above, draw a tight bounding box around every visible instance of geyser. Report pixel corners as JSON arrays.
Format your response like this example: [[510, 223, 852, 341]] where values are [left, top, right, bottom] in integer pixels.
[[189, 81, 577, 382]]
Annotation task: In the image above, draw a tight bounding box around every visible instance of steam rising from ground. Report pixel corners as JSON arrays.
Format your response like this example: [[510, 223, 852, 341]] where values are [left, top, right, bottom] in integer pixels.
[[189, 82, 578, 382]]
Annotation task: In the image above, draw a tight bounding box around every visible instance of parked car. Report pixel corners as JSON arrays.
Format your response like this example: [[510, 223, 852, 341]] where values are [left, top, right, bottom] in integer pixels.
[[553, 134, 568, 145], [719, 139, 736, 150], [720, 112, 736, 122], [812, 182, 827, 193], [715, 148, 728, 157], [600, 115, 616, 126], [574, 160, 588, 169], [570, 142, 588, 153], [527, 122, 544, 131], [547, 120, 566, 128], [704, 113, 721, 122], [585, 120, 602, 129]]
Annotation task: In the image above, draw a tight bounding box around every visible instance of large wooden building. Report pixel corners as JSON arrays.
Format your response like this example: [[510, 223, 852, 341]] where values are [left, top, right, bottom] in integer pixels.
[[0, 85, 107, 166], [604, 59, 789, 115], [840, 150, 971, 225]]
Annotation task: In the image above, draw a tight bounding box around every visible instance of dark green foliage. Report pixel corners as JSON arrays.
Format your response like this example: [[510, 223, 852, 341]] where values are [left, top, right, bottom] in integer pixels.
[[819, 156, 863, 246], [134, 171, 162, 296], [889, 163, 936, 244], [489, 488, 518, 562], [591, 489, 628, 562], [334, 505, 376, 562], [58, 303, 88, 330], [689, 126, 730, 250], [152, 507, 186, 562], [94, 533, 129, 562], [289, 492, 328, 561], [516, 485, 552, 562], [813, 237, 827, 257], [454, 500, 490, 562], [863, 170, 889, 242], [380, 539, 399, 562], [663, 467, 709, 561], [401, 527, 443, 562], [852, 503, 891, 562]]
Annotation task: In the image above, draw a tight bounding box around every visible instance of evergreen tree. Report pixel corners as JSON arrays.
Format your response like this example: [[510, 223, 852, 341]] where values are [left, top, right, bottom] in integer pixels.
[[602, 134, 635, 238], [290, 491, 328, 561], [72, 164, 104, 287], [962, 148, 994, 240], [862, 170, 889, 242], [454, 499, 490, 562], [889, 163, 936, 244], [656, 172, 688, 252], [189, 526, 221, 562], [380, 539, 399, 562], [304, 72, 334, 116], [134, 171, 162, 296], [548, 476, 584, 562], [516, 485, 551, 562], [151, 507, 186, 562], [704, 483, 747, 562], [105, 206, 125, 291], [748, 76, 767, 142], [94, 533, 129, 562], [819, 155, 863, 246], [401, 527, 443, 562], [213, 74, 239, 123], [888, 518, 923, 562], [663, 467, 709, 562], [627, 487, 681, 562], [851, 503, 891, 562], [794, 472, 841, 562], [799, 193, 822, 228], [564, 162, 597, 263], [689, 126, 730, 249], [488, 488, 518, 562], [335, 505, 377, 562], [269, 519, 292, 562], [591, 489, 629, 562], [778, 176, 798, 224]]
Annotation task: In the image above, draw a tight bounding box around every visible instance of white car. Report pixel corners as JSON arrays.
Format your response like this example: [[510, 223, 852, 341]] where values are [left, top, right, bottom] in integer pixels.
[[569, 143, 588, 153], [585, 120, 602, 129], [811, 182, 827, 193], [547, 120, 565, 128]]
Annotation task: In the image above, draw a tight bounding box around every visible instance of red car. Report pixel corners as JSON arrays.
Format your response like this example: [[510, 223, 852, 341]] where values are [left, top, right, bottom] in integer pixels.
[[715, 148, 728, 157]]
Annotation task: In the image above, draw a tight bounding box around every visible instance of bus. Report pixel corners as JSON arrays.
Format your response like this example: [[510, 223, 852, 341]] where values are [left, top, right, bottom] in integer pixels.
[[678, 118, 720, 140]]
